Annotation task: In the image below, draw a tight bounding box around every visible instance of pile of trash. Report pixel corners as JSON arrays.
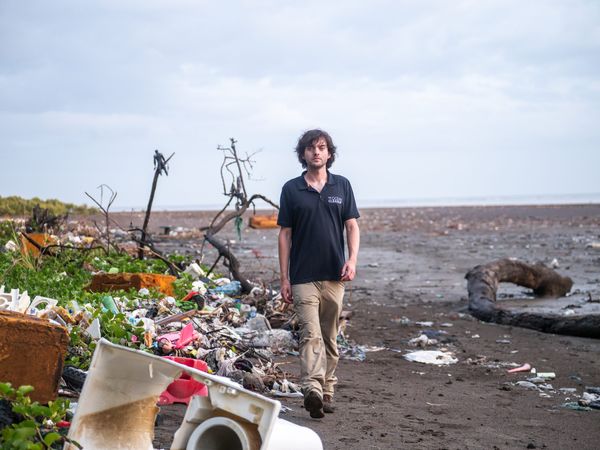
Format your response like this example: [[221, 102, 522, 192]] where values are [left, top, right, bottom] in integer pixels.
[[0, 220, 369, 407], [1, 273, 303, 399]]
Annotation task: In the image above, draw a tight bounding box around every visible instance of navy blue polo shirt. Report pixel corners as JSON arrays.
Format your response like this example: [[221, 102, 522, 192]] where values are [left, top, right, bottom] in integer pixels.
[[277, 171, 360, 285]]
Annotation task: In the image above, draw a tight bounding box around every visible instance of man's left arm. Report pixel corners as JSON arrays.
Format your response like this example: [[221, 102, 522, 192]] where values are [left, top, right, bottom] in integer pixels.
[[341, 218, 360, 281]]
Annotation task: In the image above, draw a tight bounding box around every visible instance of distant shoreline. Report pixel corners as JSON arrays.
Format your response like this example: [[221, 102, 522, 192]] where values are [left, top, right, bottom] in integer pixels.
[[112, 193, 600, 212], [101, 203, 600, 234], [111, 201, 600, 214]]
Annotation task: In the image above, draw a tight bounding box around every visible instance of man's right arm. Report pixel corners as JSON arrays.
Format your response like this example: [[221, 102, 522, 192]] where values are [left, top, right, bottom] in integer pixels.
[[278, 226, 293, 303]]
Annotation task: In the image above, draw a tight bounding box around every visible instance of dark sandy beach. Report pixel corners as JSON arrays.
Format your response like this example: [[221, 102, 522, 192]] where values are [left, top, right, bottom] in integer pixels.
[[109, 204, 600, 450]]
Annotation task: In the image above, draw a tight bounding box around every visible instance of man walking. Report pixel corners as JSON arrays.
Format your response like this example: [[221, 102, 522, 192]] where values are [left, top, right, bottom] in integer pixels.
[[278, 129, 360, 419]]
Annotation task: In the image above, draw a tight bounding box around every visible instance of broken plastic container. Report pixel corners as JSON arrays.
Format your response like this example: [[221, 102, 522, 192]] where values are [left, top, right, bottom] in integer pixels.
[[159, 356, 209, 405], [66, 339, 322, 450]]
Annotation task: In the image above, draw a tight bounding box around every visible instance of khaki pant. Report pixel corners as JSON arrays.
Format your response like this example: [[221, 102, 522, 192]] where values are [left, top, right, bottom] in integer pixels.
[[292, 281, 345, 397]]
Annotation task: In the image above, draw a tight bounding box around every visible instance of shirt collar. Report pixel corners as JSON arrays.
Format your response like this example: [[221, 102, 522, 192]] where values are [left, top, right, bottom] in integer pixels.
[[296, 171, 337, 190]]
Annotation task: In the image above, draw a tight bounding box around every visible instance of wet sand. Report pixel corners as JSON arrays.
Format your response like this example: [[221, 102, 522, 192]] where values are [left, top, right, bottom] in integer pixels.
[[113, 204, 600, 450]]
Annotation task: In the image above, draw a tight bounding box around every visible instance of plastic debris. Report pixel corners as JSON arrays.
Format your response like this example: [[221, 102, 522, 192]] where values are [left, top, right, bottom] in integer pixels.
[[559, 387, 577, 394], [85, 318, 102, 340], [249, 329, 296, 353], [516, 381, 538, 390], [562, 402, 593, 411], [209, 280, 242, 295], [158, 356, 209, 405], [409, 334, 438, 347], [579, 391, 600, 409], [68, 339, 323, 450], [183, 262, 206, 280], [508, 363, 532, 373], [403, 350, 458, 365], [4, 240, 18, 252], [337, 333, 367, 361], [536, 372, 556, 379], [391, 316, 411, 325]]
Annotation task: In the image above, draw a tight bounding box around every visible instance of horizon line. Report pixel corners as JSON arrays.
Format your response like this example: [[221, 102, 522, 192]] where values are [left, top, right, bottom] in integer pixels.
[[110, 192, 600, 212]]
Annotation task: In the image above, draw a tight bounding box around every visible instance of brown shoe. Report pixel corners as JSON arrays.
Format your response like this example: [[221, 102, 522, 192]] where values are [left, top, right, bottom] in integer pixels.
[[304, 390, 324, 419], [323, 394, 335, 413]]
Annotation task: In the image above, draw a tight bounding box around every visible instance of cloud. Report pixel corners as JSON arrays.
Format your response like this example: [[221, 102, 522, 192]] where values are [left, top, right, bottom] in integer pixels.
[[0, 0, 599, 207]]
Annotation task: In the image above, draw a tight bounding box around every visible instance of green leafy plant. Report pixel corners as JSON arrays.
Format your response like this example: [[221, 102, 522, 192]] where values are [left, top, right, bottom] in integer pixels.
[[89, 252, 172, 274], [64, 326, 95, 370], [0, 383, 80, 449], [0, 250, 92, 302], [0, 220, 18, 246], [173, 272, 194, 299]]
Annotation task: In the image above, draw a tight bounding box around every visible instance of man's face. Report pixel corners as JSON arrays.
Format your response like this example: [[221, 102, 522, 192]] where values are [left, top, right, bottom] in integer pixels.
[[303, 137, 330, 170]]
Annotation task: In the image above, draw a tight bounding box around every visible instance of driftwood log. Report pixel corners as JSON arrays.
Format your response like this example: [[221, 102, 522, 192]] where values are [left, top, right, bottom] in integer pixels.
[[466, 258, 600, 338], [205, 233, 253, 294]]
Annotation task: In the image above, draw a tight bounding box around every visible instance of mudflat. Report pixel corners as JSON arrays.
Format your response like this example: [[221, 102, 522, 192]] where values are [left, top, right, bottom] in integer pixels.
[[112, 204, 600, 450]]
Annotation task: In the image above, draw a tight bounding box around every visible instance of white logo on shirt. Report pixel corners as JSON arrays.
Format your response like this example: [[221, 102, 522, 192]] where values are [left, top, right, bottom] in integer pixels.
[[328, 196, 342, 204]]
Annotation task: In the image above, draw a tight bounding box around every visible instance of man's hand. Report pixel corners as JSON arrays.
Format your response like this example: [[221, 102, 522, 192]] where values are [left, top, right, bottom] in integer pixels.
[[281, 279, 293, 303], [278, 227, 293, 304], [342, 218, 359, 282], [341, 260, 356, 281]]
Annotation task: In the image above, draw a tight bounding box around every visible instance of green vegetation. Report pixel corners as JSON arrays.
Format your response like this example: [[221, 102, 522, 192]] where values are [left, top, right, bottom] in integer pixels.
[[0, 236, 216, 369], [89, 252, 172, 275], [0, 383, 78, 449], [0, 248, 192, 301], [0, 196, 96, 217], [0, 250, 94, 301], [0, 220, 17, 245]]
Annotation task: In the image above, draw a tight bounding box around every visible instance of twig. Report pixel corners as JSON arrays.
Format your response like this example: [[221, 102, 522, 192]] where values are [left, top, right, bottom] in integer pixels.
[[85, 184, 117, 254]]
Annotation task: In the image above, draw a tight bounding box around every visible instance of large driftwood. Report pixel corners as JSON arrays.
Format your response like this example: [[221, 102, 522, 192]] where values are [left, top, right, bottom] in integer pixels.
[[466, 258, 600, 338]]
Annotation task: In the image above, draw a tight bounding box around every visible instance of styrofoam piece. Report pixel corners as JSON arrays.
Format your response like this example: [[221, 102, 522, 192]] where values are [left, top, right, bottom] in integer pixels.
[[17, 291, 30, 313], [85, 318, 102, 340], [265, 417, 323, 450], [184, 263, 206, 280], [3, 289, 31, 313], [66, 339, 321, 450], [403, 350, 458, 365], [28, 296, 58, 315], [0, 293, 11, 310]]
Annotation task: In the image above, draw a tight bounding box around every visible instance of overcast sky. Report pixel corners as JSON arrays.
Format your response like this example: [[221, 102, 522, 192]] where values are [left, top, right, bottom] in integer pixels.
[[1, 0, 599, 210]]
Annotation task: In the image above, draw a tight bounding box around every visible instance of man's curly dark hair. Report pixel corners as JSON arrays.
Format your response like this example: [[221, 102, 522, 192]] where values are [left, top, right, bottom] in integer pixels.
[[295, 129, 337, 169]]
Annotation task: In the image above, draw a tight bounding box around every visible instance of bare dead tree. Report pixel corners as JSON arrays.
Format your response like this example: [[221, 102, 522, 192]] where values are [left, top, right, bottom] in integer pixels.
[[85, 184, 118, 254], [138, 150, 175, 259], [204, 138, 279, 294], [25, 205, 67, 233]]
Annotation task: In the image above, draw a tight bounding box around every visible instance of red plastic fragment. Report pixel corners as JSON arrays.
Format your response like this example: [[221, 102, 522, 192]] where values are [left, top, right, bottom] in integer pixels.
[[158, 356, 209, 405]]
